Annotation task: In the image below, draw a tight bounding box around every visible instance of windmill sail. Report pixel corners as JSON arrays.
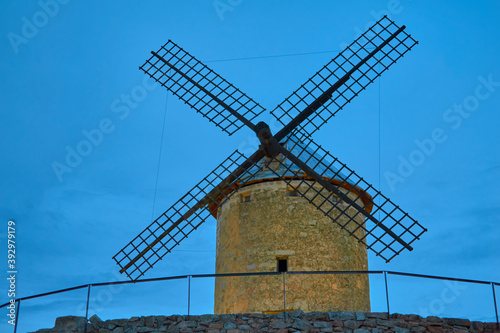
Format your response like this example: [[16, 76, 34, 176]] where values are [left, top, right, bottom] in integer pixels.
[[262, 132, 426, 262], [113, 149, 265, 280], [270, 16, 417, 137], [141, 40, 265, 135]]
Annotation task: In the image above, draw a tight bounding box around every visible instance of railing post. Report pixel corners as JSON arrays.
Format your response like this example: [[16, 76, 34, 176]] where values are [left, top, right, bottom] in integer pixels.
[[187, 275, 191, 320], [384, 271, 390, 315], [282, 273, 287, 321], [13, 299, 20, 333], [492, 283, 499, 329], [84, 285, 91, 333]]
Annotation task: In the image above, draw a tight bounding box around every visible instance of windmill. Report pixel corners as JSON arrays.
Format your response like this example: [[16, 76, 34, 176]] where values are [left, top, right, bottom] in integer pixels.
[[113, 16, 427, 313]]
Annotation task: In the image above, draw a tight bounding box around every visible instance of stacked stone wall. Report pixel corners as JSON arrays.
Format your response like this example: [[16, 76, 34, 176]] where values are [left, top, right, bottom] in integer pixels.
[[33, 311, 500, 333]]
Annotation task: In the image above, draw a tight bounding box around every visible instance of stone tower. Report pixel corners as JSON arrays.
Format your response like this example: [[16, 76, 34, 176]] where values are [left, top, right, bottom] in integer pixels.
[[211, 142, 372, 314]]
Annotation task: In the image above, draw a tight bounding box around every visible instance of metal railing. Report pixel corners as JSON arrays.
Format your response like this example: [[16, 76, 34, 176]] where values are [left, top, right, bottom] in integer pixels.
[[1, 270, 499, 333]]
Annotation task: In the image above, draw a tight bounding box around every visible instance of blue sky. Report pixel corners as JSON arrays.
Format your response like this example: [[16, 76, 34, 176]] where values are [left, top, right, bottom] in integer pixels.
[[1, 1, 499, 332]]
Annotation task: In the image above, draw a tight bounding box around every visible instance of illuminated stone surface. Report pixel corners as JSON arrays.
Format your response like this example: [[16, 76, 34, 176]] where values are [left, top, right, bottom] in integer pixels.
[[214, 179, 370, 314]]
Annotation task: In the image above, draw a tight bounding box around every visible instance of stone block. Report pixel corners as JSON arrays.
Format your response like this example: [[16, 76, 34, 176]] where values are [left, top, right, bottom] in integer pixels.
[[395, 327, 410, 333], [226, 330, 242, 333], [313, 322, 330, 328], [343, 320, 361, 330], [426, 316, 443, 323], [137, 327, 155, 332], [220, 314, 237, 322], [276, 312, 287, 319], [199, 315, 220, 322], [472, 321, 484, 331], [292, 318, 312, 331], [238, 325, 251, 330], [248, 313, 269, 319], [410, 327, 426, 333], [363, 319, 377, 328], [54, 315, 86, 328], [277, 311, 304, 319], [485, 322, 500, 330], [209, 324, 224, 329], [328, 311, 356, 321], [167, 324, 180, 333], [427, 325, 443, 333], [353, 329, 370, 333], [376, 319, 395, 328], [331, 320, 343, 327], [366, 312, 389, 320], [390, 313, 405, 320], [288, 310, 305, 318], [90, 314, 106, 328], [406, 314, 423, 322], [184, 321, 198, 328], [146, 316, 160, 328], [109, 319, 130, 327], [123, 325, 138, 333], [443, 318, 471, 328], [355, 312, 366, 321], [224, 322, 237, 329], [271, 321, 292, 329], [306, 312, 329, 321], [167, 315, 184, 323], [400, 315, 413, 321]]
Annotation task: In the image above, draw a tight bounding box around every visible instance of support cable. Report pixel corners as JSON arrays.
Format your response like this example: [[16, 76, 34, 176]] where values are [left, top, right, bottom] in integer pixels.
[[151, 93, 169, 222]]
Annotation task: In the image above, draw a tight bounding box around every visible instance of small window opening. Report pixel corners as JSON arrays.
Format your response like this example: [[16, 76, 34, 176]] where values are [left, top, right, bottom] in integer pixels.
[[286, 185, 300, 197], [277, 258, 288, 273], [240, 192, 251, 203]]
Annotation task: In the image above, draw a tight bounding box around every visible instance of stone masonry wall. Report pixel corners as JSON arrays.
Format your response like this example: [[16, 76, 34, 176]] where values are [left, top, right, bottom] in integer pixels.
[[33, 311, 500, 333], [215, 180, 370, 314]]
